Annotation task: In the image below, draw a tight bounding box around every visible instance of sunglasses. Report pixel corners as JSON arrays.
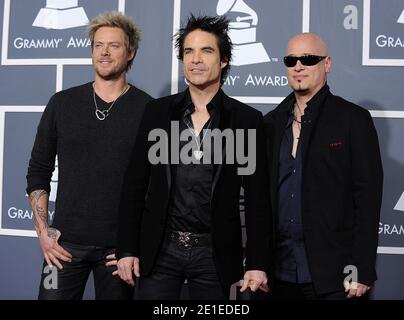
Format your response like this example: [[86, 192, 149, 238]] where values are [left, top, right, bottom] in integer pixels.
[[283, 55, 327, 67]]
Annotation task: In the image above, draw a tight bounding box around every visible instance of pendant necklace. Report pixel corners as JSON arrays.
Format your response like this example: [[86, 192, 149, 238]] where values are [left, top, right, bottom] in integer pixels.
[[185, 117, 213, 161], [93, 83, 130, 121]]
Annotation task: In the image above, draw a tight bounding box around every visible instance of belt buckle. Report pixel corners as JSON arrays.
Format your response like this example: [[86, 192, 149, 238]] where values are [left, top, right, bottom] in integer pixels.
[[177, 231, 192, 248]]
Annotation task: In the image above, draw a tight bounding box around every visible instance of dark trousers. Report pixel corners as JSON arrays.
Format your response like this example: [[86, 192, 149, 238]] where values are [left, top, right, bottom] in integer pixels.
[[272, 278, 347, 300], [138, 234, 229, 300], [38, 241, 134, 300]]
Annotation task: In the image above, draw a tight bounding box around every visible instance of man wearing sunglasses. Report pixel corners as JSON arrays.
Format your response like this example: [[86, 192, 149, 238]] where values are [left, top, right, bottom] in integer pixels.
[[264, 33, 383, 299]]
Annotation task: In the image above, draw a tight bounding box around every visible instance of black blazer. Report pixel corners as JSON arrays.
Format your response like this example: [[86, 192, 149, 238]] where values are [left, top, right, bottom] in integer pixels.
[[264, 85, 383, 294], [117, 89, 271, 286]]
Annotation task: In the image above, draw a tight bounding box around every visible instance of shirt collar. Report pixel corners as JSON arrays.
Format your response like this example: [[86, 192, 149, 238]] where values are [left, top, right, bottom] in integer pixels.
[[305, 83, 329, 113], [182, 88, 223, 117], [288, 83, 330, 116]]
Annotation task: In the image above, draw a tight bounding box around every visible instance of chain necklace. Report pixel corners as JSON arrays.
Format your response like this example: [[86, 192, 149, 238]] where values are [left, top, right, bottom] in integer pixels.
[[93, 83, 130, 121], [184, 117, 213, 161], [293, 103, 304, 140]]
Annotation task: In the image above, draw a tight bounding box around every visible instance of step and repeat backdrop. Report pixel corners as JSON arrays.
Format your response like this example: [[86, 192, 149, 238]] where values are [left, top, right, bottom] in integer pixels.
[[0, 0, 403, 299]]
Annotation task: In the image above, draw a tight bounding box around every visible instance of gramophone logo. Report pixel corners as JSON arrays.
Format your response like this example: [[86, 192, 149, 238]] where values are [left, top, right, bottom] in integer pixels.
[[32, 0, 89, 30], [216, 0, 270, 66], [398, 10, 404, 24], [394, 191, 404, 212]]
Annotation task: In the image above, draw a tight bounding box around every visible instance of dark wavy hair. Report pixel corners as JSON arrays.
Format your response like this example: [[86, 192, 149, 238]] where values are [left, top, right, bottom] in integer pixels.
[[175, 14, 232, 85]]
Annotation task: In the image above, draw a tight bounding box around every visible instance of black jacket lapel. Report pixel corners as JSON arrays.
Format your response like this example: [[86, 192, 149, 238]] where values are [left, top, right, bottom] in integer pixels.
[[269, 98, 292, 214], [211, 94, 234, 197], [299, 85, 329, 165], [166, 91, 186, 192]]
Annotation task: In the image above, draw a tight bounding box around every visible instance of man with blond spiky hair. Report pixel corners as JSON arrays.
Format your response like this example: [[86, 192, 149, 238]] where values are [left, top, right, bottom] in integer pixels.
[[26, 11, 152, 300]]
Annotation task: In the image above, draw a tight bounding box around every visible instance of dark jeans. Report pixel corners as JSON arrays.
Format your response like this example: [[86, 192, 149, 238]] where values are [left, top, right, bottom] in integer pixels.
[[38, 241, 134, 300], [138, 233, 229, 300], [272, 278, 347, 300]]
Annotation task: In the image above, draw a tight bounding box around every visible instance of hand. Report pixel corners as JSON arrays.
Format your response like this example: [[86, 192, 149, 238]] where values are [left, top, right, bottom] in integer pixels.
[[38, 227, 72, 270], [105, 253, 118, 275], [117, 256, 140, 287], [344, 281, 371, 298], [240, 270, 269, 293]]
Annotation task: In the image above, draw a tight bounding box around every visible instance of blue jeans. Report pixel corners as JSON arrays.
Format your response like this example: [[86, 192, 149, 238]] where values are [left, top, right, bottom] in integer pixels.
[[38, 241, 133, 300]]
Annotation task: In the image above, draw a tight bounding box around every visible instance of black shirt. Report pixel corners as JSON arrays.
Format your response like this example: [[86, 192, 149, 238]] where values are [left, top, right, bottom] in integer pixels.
[[275, 105, 312, 283], [26, 82, 152, 247], [167, 89, 222, 233]]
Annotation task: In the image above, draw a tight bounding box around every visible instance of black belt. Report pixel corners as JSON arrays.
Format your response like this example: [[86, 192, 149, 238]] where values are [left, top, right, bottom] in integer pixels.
[[167, 230, 212, 248]]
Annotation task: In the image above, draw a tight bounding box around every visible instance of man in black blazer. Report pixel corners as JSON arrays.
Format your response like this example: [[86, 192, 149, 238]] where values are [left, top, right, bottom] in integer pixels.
[[116, 15, 271, 299], [264, 33, 383, 299]]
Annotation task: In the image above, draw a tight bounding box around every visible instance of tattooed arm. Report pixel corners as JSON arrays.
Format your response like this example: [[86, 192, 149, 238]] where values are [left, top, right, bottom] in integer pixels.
[[30, 190, 51, 237], [29, 189, 72, 269]]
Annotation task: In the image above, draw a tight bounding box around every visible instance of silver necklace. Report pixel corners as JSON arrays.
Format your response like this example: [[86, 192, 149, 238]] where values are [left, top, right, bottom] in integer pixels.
[[93, 84, 130, 121], [185, 117, 213, 161], [293, 103, 303, 140]]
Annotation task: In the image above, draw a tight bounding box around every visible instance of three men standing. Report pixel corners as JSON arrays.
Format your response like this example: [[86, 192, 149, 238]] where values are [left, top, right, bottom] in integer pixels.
[[27, 9, 383, 301]]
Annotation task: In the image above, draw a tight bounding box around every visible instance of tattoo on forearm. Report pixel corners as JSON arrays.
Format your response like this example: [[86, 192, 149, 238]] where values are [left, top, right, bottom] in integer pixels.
[[29, 190, 49, 236]]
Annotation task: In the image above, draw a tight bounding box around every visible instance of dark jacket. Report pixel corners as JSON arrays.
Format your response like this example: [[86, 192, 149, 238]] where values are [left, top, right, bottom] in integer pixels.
[[264, 85, 383, 294], [117, 89, 271, 286]]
